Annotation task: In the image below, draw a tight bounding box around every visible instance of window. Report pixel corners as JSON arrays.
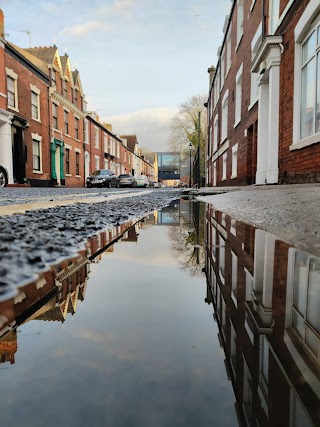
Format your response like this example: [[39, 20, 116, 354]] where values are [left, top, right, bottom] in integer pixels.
[[65, 148, 70, 174], [231, 251, 238, 304], [63, 79, 68, 98], [221, 90, 229, 142], [74, 89, 78, 104], [221, 48, 225, 88], [235, 64, 243, 125], [250, 24, 262, 107], [291, 251, 320, 359], [222, 153, 227, 180], [52, 103, 58, 129], [232, 143, 238, 178], [51, 68, 56, 85], [64, 110, 69, 134], [95, 126, 99, 148], [76, 152, 80, 176], [300, 28, 319, 139], [226, 26, 232, 74], [269, 0, 280, 35], [95, 156, 99, 171], [83, 120, 88, 144], [75, 117, 79, 139], [7, 75, 17, 109], [213, 115, 219, 152], [236, 0, 244, 48], [31, 91, 40, 120], [32, 140, 41, 171]]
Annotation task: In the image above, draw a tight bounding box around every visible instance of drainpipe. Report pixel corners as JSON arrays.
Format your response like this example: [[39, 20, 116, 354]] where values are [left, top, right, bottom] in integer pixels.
[[262, 0, 266, 39], [47, 84, 52, 187]]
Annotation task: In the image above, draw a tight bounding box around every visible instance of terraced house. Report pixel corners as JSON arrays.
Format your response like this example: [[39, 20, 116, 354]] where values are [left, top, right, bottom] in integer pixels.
[[206, 0, 320, 186], [0, 9, 155, 187]]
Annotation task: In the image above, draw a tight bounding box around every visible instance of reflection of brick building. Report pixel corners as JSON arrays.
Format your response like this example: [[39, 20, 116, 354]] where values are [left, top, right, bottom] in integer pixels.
[[205, 205, 320, 426]]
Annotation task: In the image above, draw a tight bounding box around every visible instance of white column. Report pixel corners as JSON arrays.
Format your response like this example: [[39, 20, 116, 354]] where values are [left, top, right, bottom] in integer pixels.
[[256, 81, 269, 185], [266, 63, 280, 184], [0, 112, 14, 184]]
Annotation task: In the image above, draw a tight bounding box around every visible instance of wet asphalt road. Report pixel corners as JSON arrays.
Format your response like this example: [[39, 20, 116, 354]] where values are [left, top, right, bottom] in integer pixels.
[[0, 188, 181, 290]]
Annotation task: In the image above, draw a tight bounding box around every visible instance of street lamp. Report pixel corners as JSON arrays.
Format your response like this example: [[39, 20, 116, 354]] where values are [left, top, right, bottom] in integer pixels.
[[189, 142, 193, 188]]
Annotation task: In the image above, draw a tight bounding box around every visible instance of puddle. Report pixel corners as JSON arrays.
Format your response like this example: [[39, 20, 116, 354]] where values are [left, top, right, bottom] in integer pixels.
[[0, 199, 319, 426], [205, 204, 320, 426]]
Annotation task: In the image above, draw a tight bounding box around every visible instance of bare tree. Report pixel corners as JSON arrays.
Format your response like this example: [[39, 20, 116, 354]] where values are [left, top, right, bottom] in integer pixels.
[[169, 94, 207, 163]]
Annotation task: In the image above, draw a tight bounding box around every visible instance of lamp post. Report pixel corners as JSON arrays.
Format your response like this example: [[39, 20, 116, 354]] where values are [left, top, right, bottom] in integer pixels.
[[189, 142, 193, 188]]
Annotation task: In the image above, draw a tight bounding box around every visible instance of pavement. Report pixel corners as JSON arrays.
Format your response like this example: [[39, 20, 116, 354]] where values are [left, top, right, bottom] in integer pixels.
[[187, 183, 320, 257]]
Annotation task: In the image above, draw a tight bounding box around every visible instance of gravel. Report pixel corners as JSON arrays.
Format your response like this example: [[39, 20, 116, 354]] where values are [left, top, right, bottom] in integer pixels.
[[0, 189, 181, 295]]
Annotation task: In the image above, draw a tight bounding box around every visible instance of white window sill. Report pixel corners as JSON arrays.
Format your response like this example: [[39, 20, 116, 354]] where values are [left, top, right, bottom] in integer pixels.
[[248, 99, 258, 111], [84, 141, 89, 145], [33, 170, 43, 174], [220, 137, 228, 145], [234, 119, 241, 129], [7, 105, 19, 113], [65, 173, 72, 177], [231, 174, 237, 179], [222, 177, 226, 181], [0, 92, 7, 98], [64, 133, 71, 137], [76, 175, 81, 178], [75, 138, 81, 142], [290, 133, 320, 151], [32, 117, 41, 123], [235, 34, 243, 52]]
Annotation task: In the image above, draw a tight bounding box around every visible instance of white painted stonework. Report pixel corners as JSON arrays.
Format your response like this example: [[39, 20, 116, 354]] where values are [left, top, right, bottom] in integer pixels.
[[0, 108, 13, 184], [252, 36, 282, 184]]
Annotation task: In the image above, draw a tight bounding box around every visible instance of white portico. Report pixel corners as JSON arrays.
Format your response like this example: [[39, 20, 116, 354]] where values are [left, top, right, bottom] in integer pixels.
[[252, 36, 283, 185], [0, 108, 14, 184]]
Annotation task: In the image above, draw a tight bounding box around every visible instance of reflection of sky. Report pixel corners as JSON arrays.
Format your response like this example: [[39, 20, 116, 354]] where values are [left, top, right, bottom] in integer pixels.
[[0, 218, 237, 426]]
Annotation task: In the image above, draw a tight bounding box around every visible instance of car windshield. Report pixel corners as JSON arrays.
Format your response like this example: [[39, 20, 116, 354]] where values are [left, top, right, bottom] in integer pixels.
[[100, 170, 112, 175], [119, 174, 131, 178]]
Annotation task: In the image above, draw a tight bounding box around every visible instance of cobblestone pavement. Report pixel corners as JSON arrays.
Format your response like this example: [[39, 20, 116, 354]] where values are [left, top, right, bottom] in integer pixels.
[[197, 183, 320, 257], [0, 188, 181, 293]]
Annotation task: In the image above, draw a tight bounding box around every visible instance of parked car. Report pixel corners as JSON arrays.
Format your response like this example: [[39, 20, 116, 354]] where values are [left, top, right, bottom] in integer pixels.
[[118, 174, 135, 188], [149, 181, 160, 188], [86, 169, 118, 188], [0, 164, 8, 187], [134, 175, 149, 187]]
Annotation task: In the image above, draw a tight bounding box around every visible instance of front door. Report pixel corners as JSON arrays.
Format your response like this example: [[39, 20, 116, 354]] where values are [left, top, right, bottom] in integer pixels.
[[12, 126, 26, 184]]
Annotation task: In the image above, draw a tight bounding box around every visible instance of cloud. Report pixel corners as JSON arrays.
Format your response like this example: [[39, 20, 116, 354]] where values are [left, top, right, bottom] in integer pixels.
[[61, 20, 112, 37], [103, 107, 178, 152]]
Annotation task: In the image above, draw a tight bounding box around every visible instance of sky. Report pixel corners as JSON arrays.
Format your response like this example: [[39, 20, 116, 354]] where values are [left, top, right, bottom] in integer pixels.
[[1, 0, 231, 151]]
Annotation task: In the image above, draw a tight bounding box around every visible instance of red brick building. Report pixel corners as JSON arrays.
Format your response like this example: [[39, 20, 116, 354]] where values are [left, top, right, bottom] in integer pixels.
[[204, 204, 320, 425], [206, 0, 320, 186]]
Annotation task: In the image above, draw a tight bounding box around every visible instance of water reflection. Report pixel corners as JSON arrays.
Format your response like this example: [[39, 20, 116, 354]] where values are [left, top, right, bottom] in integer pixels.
[[0, 199, 203, 368], [204, 205, 320, 426]]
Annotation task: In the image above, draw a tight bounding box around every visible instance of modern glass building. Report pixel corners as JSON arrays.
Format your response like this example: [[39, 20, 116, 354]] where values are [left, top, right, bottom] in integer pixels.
[[157, 152, 180, 182]]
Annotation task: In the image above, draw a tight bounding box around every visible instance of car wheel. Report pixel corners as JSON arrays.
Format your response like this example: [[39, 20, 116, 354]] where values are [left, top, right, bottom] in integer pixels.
[[87, 183, 92, 188], [0, 167, 8, 187]]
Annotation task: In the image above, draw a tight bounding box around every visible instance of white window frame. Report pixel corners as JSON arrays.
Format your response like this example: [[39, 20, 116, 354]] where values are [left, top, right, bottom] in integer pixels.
[[95, 126, 99, 149], [65, 144, 71, 176], [52, 102, 58, 130], [226, 25, 232, 75], [221, 90, 229, 143], [231, 143, 238, 179], [269, 0, 280, 35], [5, 68, 18, 112], [291, 1, 320, 151], [75, 148, 81, 177], [83, 119, 88, 144], [30, 84, 41, 122], [234, 64, 243, 126], [249, 23, 262, 109], [95, 155, 100, 171], [31, 133, 43, 174], [213, 114, 219, 153], [236, 0, 244, 50], [222, 152, 227, 181], [221, 47, 225, 88]]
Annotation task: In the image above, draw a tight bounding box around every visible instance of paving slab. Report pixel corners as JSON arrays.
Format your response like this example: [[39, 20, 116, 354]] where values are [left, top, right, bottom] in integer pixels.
[[196, 183, 320, 257]]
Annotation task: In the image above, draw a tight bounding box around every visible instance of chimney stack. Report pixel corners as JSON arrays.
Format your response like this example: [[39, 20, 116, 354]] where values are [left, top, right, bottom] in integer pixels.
[[0, 10, 5, 40], [208, 66, 216, 88]]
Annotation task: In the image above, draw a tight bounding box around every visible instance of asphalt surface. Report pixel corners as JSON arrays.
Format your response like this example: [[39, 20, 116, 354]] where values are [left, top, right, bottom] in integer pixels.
[[196, 183, 320, 257], [0, 188, 181, 293]]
